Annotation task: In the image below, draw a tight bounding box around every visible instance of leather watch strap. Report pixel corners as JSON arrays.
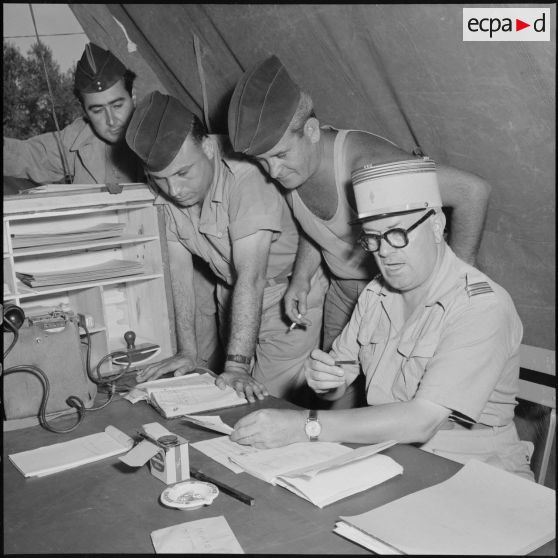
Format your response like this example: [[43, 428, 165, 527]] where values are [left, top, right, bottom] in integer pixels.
[[225, 354, 252, 365]]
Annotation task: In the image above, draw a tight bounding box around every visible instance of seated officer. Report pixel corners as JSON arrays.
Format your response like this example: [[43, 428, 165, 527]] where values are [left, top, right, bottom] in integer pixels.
[[4, 42, 143, 185], [126, 91, 327, 404], [231, 158, 534, 480]]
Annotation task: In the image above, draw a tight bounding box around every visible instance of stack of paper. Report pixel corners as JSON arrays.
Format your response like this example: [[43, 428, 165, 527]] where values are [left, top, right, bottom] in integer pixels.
[[334, 459, 556, 555], [125, 371, 247, 418], [16, 259, 144, 287], [230, 440, 402, 508], [8, 426, 134, 478], [12, 222, 125, 248]]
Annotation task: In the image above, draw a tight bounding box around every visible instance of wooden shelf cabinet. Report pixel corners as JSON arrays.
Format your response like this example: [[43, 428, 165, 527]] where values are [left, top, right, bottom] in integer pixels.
[[3, 184, 176, 374]]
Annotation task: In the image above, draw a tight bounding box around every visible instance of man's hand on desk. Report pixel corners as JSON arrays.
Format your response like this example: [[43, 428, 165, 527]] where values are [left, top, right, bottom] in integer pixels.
[[231, 409, 306, 449], [215, 366, 269, 403], [136, 353, 197, 383]]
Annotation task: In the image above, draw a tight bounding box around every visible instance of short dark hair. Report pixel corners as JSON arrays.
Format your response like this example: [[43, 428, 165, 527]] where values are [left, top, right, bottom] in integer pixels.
[[289, 91, 316, 137], [74, 69, 137, 105]]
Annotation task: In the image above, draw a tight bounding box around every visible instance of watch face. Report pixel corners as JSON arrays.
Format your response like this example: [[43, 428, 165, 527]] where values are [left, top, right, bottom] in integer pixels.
[[305, 420, 321, 438]]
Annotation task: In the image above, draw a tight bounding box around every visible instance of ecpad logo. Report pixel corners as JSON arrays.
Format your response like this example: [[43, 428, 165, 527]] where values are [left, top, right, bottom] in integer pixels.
[[463, 8, 550, 41]]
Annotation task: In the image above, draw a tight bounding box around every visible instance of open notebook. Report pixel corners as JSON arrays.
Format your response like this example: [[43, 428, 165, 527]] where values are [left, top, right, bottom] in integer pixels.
[[125, 371, 247, 418], [334, 459, 556, 555], [231, 440, 402, 508]]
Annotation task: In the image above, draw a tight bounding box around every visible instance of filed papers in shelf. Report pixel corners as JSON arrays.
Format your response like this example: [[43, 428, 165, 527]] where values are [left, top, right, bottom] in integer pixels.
[[11, 222, 126, 249], [16, 259, 144, 287]]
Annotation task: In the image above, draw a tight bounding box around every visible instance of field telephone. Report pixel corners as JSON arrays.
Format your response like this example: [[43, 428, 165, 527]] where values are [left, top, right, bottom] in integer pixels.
[[2, 303, 161, 433], [3, 304, 96, 431]]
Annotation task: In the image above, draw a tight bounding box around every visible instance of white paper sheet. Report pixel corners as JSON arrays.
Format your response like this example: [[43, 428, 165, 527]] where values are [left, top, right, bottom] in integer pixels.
[[9, 426, 134, 477], [151, 515, 244, 554], [191, 436, 260, 474], [182, 415, 234, 434], [338, 460, 556, 555]]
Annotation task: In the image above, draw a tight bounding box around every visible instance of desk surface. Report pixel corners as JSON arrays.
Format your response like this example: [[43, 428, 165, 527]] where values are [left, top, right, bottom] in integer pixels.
[[3, 395, 556, 555]]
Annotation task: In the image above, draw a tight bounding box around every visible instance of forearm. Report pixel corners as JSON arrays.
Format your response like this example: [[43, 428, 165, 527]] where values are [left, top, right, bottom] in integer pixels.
[[226, 273, 266, 362], [291, 233, 322, 284], [231, 398, 451, 449], [4, 135, 66, 184], [167, 240, 198, 359], [437, 166, 491, 264], [448, 183, 490, 263], [317, 399, 451, 445]]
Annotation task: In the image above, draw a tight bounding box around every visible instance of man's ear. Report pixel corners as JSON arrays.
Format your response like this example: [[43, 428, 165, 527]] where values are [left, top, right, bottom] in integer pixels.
[[132, 88, 137, 107], [304, 117, 321, 144], [201, 135, 214, 159], [431, 210, 446, 243]]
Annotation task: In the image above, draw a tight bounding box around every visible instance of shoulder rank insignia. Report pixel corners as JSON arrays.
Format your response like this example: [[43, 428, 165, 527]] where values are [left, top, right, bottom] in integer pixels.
[[465, 280, 493, 297]]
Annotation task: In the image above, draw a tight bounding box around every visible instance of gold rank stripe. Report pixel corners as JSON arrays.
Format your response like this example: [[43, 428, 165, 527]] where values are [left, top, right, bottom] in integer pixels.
[[465, 281, 493, 296]]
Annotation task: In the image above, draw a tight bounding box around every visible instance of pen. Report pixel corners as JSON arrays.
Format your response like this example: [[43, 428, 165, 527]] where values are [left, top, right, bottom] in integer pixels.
[[190, 467, 255, 506], [334, 360, 358, 365]]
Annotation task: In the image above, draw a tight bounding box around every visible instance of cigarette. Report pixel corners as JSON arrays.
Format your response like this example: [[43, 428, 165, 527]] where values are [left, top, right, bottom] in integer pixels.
[[334, 360, 358, 365], [288, 313, 302, 332]]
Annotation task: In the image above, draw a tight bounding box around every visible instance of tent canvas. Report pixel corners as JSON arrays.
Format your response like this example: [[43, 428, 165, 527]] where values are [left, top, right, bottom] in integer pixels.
[[70, 3, 555, 350]]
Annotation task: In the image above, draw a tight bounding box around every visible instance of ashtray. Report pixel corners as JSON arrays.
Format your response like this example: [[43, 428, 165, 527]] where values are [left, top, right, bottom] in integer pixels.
[[160, 480, 219, 510]]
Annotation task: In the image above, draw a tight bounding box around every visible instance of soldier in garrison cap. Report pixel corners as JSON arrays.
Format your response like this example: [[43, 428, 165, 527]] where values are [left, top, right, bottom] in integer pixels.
[[231, 160, 534, 481], [126, 91, 327, 405], [4, 42, 143, 186], [228, 56, 492, 409]]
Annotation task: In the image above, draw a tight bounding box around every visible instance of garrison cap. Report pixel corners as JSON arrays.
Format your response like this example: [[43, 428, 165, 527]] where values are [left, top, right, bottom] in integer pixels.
[[351, 158, 442, 223], [74, 43, 127, 94], [228, 55, 301, 156], [125, 91, 195, 172]]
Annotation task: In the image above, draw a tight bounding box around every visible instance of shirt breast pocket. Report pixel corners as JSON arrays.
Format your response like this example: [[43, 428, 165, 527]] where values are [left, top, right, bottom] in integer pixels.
[[396, 334, 439, 397], [357, 326, 388, 364]]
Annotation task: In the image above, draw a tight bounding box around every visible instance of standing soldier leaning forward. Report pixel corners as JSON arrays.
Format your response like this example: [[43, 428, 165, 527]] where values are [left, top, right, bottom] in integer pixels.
[[126, 91, 327, 405]]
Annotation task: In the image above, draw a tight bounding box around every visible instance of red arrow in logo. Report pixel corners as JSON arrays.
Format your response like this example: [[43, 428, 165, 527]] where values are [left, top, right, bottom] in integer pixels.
[[516, 19, 530, 31]]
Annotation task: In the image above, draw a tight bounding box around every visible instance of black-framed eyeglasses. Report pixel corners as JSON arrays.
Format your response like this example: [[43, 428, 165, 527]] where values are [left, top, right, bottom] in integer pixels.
[[358, 209, 436, 253]]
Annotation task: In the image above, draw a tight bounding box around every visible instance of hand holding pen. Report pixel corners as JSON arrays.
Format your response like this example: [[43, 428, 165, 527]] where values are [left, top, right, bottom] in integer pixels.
[[304, 349, 358, 394]]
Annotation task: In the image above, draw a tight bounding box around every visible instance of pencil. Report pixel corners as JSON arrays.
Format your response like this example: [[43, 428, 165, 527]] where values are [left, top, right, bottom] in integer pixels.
[[190, 467, 255, 506], [334, 360, 358, 365]]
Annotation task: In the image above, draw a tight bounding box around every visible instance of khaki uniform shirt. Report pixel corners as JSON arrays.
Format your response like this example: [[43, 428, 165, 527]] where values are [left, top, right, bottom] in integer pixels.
[[4, 117, 142, 185], [331, 246, 523, 427], [159, 136, 298, 286]]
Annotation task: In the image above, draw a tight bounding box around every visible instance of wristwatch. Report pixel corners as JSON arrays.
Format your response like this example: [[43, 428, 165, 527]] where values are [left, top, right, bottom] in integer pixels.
[[304, 409, 321, 442], [225, 354, 252, 365]]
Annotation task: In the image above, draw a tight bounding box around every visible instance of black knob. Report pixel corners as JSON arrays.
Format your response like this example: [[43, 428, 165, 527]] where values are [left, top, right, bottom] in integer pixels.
[[3, 304, 25, 331], [124, 330, 136, 349]]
